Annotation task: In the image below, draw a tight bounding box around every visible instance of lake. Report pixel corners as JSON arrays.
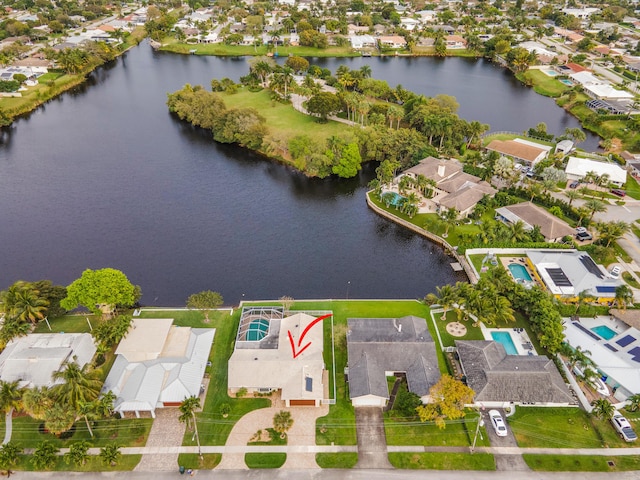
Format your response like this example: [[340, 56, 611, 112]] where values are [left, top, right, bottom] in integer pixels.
[[0, 44, 598, 305]]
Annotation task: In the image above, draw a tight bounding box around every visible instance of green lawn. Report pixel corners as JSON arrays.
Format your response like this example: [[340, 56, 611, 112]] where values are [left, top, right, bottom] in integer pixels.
[[518, 69, 570, 98], [523, 454, 640, 472], [33, 314, 99, 333], [244, 452, 286, 468], [509, 407, 635, 449], [177, 453, 221, 470], [385, 413, 489, 447], [11, 454, 141, 472], [4, 416, 152, 449], [622, 271, 640, 289], [388, 452, 495, 470], [431, 310, 485, 348], [623, 176, 640, 200], [315, 452, 358, 468], [161, 39, 358, 57], [221, 88, 348, 146]]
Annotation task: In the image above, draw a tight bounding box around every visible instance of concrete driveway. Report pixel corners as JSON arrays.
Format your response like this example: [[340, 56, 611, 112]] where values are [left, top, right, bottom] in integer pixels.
[[354, 407, 392, 469], [483, 409, 530, 471]]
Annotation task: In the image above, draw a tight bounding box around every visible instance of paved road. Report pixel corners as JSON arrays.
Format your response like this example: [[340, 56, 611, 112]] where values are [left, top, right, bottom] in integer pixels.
[[7, 469, 640, 479]]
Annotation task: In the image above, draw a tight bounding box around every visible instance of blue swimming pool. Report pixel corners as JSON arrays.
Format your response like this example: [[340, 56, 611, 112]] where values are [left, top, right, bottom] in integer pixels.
[[508, 263, 533, 281], [491, 331, 518, 355], [559, 79, 573, 86], [544, 69, 558, 76], [591, 325, 617, 341]]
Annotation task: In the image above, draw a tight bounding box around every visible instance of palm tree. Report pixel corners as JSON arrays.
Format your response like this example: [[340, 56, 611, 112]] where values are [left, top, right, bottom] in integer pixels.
[[179, 396, 202, 456], [424, 284, 459, 316], [0, 441, 22, 475], [566, 189, 580, 206], [51, 361, 102, 411], [5, 282, 48, 325], [567, 345, 594, 369], [22, 386, 53, 421], [507, 220, 529, 243], [595, 221, 630, 248], [78, 400, 99, 437], [584, 199, 607, 222], [359, 65, 372, 78], [440, 207, 459, 237], [100, 443, 121, 466], [387, 104, 404, 129], [0, 319, 30, 348], [591, 398, 615, 420], [64, 441, 91, 467], [31, 441, 59, 470], [0, 380, 23, 443], [485, 295, 516, 326], [626, 393, 640, 412], [615, 285, 633, 310], [44, 403, 76, 436], [273, 410, 294, 439]]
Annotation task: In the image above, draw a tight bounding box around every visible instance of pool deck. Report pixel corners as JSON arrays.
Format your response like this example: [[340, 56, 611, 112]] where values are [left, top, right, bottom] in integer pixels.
[[500, 256, 539, 288], [481, 324, 538, 356]]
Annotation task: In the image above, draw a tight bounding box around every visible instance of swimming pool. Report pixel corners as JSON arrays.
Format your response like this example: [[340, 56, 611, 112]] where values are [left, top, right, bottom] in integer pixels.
[[591, 324, 617, 341], [544, 69, 558, 76], [382, 192, 406, 207], [508, 263, 533, 281], [246, 318, 269, 341], [559, 79, 573, 86], [491, 331, 518, 355]]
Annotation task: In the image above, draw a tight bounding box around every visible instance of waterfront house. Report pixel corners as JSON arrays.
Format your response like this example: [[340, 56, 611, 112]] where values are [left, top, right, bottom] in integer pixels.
[[495, 202, 574, 243], [485, 139, 550, 166], [0, 333, 96, 389], [456, 340, 575, 407], [102, 318, 214, 418], [228, 307, 325, 407], [378, 35, 407, 49], [349, 34, 377, 50], [445, 35, 467, 49], [347, 317, 440, 408]]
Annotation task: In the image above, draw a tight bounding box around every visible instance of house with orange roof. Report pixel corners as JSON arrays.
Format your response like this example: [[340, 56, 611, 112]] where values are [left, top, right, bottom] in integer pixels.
[[485, 139, 551, 167], [445, 35, 467, 49]]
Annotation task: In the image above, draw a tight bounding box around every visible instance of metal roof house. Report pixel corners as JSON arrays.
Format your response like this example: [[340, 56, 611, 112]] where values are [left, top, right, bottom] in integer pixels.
[[346, 316, 440, 408], [0, 333, 96, 388], [456, 340, 575, 407], [102, 319, 214, 418], [228, 307, 327, 407], [565, 157, 627, 186]]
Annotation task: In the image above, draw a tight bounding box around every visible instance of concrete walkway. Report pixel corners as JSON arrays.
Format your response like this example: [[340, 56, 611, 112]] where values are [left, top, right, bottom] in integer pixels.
[[355, 407, 392, 469], [3, 409, 13, 444]]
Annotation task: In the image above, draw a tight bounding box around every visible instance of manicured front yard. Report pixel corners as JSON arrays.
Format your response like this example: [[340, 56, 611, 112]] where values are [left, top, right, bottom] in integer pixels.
[[245, 452, 287, 468], [518, 69, 570, 98], [315, 452, 358, 468], [10, 454, 141, 472], [523, 454, 640, 472], [388, 452, 495, 470], [385, 414, 488, 447]]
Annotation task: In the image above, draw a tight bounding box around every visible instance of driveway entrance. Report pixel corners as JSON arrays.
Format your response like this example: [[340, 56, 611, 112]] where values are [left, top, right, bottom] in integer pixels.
[[355, 407, 392, 469]]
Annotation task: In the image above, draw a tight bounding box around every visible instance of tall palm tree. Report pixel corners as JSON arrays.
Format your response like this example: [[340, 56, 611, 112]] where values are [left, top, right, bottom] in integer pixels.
[[100, 443, 121, 467], [0, 442, 22, 475], [64, 441, 91, 467], [584, 199, 607, 222], [615, 285, 633, 310], [359, 64, 372, 78], [508, 220, 529, 243], [591, 398, 615, 420], [0, 380, 22, 444], [566, 189, 580, 206], [3, 281, 48, 325], [51, 361, 102, 411], [440, 207, 459, 237], [22, 386, 53, 421], [44, 403, 76, 436], [626, 393, 640, 412], [179, 396, 202, 456], [595, 221, 630, 248], [424, 284, 459, 317]]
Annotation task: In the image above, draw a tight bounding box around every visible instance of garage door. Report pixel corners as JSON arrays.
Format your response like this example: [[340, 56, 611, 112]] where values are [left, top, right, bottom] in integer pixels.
[[289, 399, 316, 406]]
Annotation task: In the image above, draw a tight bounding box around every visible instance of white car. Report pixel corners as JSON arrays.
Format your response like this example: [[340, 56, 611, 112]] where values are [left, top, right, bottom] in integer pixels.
[[488, 409, 508, 437], [610, 266, 622, 279], [611, 411, 637, 442], [576, 227, 587, 234]]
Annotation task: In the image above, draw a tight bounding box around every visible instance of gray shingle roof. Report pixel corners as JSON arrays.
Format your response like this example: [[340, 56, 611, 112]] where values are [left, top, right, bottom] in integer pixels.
[[347, 316, 440, 399], [456, 340, 574, 404]]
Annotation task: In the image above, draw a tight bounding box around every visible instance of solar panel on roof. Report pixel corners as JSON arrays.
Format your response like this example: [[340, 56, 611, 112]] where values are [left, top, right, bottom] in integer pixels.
[[573, 322, 602, 341], [617, 335, 635, 348], [629, 346, 640, 363], [579, 255, 604, 278], [545, 267, 572, 287], [604, 344, 618, 352], [596, 286, 617, 293]]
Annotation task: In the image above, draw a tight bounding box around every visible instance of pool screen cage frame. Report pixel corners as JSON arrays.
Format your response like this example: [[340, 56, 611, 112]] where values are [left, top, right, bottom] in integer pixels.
[[236, 306, 284, 343]]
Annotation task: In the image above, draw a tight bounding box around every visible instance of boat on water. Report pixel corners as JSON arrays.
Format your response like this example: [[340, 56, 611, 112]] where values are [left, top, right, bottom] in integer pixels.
[[149, 39, 161, 50]]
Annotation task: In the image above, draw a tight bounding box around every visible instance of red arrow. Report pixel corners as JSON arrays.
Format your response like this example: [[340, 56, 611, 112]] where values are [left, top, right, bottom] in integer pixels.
[[288, 313, 332, 359]]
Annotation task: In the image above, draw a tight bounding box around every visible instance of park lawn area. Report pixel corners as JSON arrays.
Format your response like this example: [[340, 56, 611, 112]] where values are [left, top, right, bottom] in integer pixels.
[[222, 87, 349, 144], [523, 454, 640, 472], [518, 69, 569, 98], [244, 453, 286, 468], [623, 271, 640, 289], [161, 39, 357, 57], [623, 176, 640, 200], [431, 310, 485, 348], [12, 454, 141, 472], [315, 452, 358, 468], [384, 412, 488, 447], [6, 416, 152, 448], [177, 453, 221, 470], [508, 407, 631, 448], [469, 254, 485, 274], [388, 452, 495, 470], [482, 132, 554, 147]]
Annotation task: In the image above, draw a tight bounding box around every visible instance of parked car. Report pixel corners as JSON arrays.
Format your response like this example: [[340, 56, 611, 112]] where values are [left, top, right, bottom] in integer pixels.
[[488, 409, 508, 437], [576, 227, 587, 234], [576, 231, 593, 241], [569, 181, 580, 189], [611, 411, 637, 442], [611, 189, 626, 197], [610, 266, 622, 279]]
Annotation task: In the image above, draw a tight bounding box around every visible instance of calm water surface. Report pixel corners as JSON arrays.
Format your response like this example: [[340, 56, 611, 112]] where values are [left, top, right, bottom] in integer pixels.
[[0, 45, 597, 305]]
